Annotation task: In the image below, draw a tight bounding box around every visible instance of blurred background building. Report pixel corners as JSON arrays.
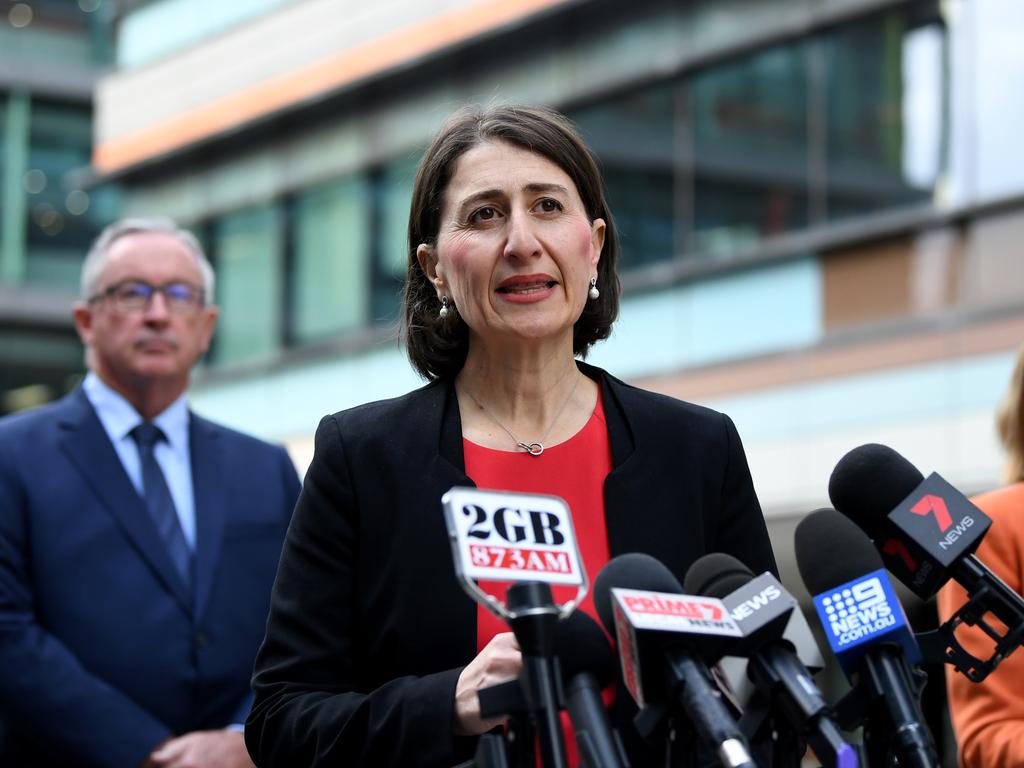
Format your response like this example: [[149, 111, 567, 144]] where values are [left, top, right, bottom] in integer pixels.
[[3, 0, 1023, 760], [0, 0, 118, 413]]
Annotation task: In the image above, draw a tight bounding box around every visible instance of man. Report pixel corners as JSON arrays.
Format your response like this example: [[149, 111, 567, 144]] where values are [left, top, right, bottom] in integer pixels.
[[0, 219, 301, 767]]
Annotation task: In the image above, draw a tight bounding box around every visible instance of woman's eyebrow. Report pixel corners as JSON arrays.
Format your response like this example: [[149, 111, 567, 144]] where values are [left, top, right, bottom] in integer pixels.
[[456, 188, 504, 211], [523, 182, 569, 196]]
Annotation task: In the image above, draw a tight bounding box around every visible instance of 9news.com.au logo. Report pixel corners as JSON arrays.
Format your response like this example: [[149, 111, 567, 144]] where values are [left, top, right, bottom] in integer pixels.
[[819, 575, 896, 648], [812, 568, 921, 674]]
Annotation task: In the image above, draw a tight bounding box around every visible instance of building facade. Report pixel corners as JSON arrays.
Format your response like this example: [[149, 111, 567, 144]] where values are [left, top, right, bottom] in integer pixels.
[[0, 0, 118, 414], [92, 0, 1023, 519]]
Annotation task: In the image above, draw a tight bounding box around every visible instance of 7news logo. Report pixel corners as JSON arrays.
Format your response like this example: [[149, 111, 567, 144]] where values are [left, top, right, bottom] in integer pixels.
[[911, 493, 976, 551], [911, 494, 952, 532]]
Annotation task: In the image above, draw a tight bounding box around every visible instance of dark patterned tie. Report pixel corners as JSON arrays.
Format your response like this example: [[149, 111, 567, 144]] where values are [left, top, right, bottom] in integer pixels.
[[130, 423, 192, 591]]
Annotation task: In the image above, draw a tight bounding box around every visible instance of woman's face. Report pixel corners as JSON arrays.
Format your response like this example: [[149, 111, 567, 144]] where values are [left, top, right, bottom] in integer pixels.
[[419, 140, 605, 353]]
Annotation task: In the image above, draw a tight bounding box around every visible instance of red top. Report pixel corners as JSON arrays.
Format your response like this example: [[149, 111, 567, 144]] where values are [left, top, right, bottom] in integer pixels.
[[463, 389, 613, 766]]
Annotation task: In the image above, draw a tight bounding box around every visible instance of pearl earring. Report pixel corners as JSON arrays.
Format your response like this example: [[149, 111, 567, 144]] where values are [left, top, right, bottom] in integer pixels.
[[439, 296, 450, 319], [588, 277, 600, 300]]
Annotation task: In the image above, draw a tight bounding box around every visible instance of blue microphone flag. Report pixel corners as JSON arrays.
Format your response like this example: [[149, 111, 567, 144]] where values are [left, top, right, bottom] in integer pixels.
[[811, 568, 920, 679]]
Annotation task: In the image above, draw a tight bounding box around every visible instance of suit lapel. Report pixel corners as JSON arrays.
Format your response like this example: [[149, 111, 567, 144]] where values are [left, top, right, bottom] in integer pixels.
[[591, 368, 658, 557], [189, 414, 227, 620], [435, 379, 469, 478], [57, 389, 193, 613], [425, 381, 480, 648], [597, 369, 700, 584]]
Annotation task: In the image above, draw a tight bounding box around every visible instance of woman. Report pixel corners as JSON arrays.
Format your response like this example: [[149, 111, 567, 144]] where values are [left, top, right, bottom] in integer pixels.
[[937, 342, 1024, 767], [245, 105, 777, 767]]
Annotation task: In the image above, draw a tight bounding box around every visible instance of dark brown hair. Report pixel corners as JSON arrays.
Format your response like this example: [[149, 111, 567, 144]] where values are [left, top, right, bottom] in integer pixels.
[[401, 104, 621, 381]]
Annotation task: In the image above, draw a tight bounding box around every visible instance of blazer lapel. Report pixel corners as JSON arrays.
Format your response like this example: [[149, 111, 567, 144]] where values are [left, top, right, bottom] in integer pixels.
[[591, 368, 660, 557], [189, 414, 227, 621], [57, 389, 193, 613], [425, 380, 481, 646], [596, 367, 703, 584], [435, 380, 470, 480]]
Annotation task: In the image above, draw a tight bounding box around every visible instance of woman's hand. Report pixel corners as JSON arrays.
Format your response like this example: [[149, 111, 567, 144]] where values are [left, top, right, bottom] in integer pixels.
[[453, 632, 523, 735]]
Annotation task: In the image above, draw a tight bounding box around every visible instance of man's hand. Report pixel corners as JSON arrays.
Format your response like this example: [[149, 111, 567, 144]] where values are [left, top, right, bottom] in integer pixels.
[[143, 729, 254, 768]]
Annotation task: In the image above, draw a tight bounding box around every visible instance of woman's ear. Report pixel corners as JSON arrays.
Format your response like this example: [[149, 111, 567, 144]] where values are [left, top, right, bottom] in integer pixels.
[[590, 218, 606, 270], [417, 243, 439, 283], [417, 243, 447, 295]]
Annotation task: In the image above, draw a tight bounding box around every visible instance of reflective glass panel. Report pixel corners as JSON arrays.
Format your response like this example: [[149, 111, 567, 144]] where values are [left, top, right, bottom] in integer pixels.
[[25, 101, 105, 290], [573, 85, 678, 269], [291, 175, 371, 342], [963, 0, 1024, 200], [822, 3, 947, 219], [690, 41, 810, 257], [213, 205, 283, 365], [373, 153, 420, 322]]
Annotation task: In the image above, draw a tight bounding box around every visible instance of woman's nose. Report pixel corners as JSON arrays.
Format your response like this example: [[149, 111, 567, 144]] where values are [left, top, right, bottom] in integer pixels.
[[503, 210, 542, 260]]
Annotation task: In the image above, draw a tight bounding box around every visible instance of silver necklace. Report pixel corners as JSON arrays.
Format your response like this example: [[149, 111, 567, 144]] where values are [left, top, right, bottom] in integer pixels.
[[463, 372, 582, 457]]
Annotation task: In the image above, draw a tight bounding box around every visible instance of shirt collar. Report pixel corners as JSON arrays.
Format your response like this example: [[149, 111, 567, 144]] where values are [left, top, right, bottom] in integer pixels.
[[82, 371, 190, 452]]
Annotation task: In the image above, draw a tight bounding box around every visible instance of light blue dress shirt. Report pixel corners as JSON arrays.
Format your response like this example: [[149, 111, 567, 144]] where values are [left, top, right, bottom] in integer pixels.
[[82, 372, 197, 550]]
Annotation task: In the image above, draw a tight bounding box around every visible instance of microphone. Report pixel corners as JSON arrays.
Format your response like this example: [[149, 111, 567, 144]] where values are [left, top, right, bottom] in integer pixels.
[[684, 554, 826, 673], [795, 509, 937, 768], [442, 487, 588, 768], [593, 553, 756, 768], [506, 582, 568, 768], [684, 554, 856, 768], [554, 612, 628, 768], [829, 443, 1024, 680]]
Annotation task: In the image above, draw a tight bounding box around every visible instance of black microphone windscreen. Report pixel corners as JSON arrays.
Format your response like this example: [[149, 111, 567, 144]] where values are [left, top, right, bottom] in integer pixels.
[[828, 443, 925, 538], [593, 552, 682, 635], [555, 612, 617, 687], [795, 508, 884, 595], [683, 553, 754, 598]]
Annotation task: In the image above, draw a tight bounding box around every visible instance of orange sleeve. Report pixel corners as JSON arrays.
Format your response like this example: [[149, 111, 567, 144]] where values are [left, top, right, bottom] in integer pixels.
[[935, 484, 1024, 768]]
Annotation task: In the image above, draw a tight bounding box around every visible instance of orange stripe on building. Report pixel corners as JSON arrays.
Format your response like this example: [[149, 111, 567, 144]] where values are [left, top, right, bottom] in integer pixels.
[[94, 0, 575, 175]]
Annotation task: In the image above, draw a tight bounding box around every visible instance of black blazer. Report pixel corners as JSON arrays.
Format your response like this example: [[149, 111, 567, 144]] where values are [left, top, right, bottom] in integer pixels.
[[247, 363, 777, 767]]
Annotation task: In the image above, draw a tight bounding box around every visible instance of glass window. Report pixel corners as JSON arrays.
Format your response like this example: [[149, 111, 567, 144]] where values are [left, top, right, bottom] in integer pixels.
[[372, 153, 420, 323], [941, 0, 1024, 203], [290, 175, 371, 343], [573, 85, 678, 270], [119, 0, 292, 68], [0, 98, 6, 251], [689, 41, 810, 257], [25, 100, 107, 290], [822, 3, 947, 219], [213, 205, 283, 365]]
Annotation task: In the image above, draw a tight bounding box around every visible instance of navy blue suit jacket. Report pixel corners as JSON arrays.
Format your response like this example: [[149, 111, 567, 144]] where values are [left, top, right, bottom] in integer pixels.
[[0, 387, 301, 767]]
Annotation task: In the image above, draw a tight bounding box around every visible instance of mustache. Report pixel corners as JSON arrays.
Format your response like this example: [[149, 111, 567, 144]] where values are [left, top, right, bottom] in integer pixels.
[[134, 333, 178, 349]]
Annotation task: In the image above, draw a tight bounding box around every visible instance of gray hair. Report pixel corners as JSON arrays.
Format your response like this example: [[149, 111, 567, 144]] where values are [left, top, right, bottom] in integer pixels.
[[80, 217, 215, 302]]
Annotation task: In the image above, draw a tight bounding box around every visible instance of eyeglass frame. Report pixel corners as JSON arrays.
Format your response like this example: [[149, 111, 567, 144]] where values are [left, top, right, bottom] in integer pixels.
[[88, 279, 207, 314]]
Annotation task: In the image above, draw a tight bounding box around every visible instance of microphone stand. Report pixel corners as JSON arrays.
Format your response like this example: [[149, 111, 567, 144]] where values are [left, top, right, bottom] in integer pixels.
[[737, 691, 805, 768], [506, 582, 568, 768], [835, 646, 937, 768], [472, 733, 512, 768], [916, 583, 1024, 683], [475, 680, 535, 768]]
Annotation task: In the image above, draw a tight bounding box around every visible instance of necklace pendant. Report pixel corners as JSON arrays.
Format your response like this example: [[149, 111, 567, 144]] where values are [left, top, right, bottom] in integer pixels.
[[520, 441, 545, 457]]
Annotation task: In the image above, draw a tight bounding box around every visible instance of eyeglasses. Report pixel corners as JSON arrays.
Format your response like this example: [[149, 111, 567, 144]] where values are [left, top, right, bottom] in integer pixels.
[[89, 280, 206, 314]]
